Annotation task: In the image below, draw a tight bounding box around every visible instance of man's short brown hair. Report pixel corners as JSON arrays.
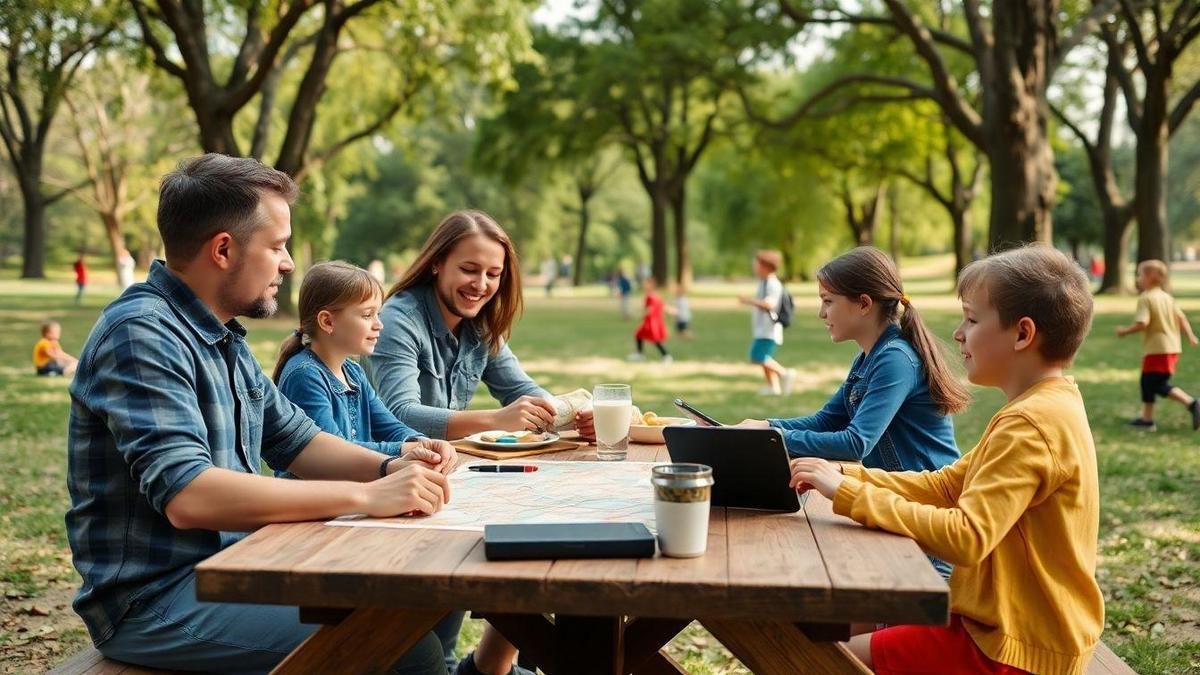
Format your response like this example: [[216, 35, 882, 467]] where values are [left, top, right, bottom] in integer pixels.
[[957, 244, 1093, 364], [157, 154, 298, 265]]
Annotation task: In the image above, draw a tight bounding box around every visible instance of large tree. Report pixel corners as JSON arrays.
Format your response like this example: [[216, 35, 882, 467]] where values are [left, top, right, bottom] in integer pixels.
[[130, 0, 533, 310], [1052, 34, 1135, 293], [1100, 0, 1200, 262], [764, 0, 1113, 250], [0, 0, 116, 277], [569, 0, 791, 286]]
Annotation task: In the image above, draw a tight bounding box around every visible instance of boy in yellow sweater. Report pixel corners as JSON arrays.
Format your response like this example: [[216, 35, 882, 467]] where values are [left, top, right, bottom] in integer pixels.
[[791, 245, 1103, 675], [1116, 259, 1200, 431]]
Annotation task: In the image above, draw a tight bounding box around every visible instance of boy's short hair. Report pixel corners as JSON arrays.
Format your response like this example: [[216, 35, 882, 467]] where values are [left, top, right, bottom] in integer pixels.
[[755, 250, 783, 272], [41, 321, 59, 336], [1138, 259, 1169, 283], [957, 244, 1093, 364], [157, 154, 299, 265]]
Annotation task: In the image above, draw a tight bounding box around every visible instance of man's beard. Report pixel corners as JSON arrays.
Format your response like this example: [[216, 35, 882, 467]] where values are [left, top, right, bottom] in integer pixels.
[[220, 261, 281, 320]]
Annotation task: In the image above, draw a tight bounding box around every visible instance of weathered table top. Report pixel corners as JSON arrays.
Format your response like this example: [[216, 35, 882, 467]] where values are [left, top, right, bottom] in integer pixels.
[[196, 443, 948, 627]]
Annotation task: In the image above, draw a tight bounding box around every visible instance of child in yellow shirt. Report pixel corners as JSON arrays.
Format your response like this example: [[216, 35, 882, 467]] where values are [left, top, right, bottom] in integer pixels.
[[33, 321, 78, 376], [1116, 259, 1200, 431], [791, 245, 1103, 675]]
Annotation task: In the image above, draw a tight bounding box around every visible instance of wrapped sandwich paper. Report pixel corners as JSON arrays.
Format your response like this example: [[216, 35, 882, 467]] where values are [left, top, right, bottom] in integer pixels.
[[550, 388, 593, 431]]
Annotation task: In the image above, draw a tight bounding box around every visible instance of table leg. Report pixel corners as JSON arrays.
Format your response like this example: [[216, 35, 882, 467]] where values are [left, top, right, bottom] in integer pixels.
[[552, 615, 625, 675], [621, 618, 691, 671], [271, 607, 446, 674], [700, 618, 870, 675]]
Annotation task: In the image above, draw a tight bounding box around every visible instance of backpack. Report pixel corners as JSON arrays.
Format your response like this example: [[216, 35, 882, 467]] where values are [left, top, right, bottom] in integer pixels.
[[775, 287, 795, 329]]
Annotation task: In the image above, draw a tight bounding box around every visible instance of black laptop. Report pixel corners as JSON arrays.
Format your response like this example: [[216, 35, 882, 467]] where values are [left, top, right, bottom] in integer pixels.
[[663, 426, 800, 512]]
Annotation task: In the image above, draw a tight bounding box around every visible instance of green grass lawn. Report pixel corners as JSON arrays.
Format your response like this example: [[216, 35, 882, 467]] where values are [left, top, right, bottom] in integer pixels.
[[1, 261, 1199, 673]]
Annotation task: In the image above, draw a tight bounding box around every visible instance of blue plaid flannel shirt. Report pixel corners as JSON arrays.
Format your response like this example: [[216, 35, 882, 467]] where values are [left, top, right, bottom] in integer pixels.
[[65, 260, 320, 645]]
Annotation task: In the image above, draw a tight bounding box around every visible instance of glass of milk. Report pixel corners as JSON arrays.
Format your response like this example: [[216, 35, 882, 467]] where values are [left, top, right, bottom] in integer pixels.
[[592, 383, 633, 460]]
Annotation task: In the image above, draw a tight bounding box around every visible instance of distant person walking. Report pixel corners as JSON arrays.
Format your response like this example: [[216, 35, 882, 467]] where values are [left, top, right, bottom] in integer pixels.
[[73, 255, 88, 305], [629, 276, 673, 363], [617, 269, 633, 319], [1117, 259, 1200, 431]]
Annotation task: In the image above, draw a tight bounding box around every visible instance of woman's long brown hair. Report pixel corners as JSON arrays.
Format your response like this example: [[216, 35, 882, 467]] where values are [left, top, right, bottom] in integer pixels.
[[386, 210, 522, 355], [817, 247, 970, 415], [272, 261, 383, 383]]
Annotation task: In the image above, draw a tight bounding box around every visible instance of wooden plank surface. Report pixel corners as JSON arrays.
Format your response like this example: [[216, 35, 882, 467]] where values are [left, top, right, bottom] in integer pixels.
[[195, 443, 947, 626], [804, 495, 949, 625]]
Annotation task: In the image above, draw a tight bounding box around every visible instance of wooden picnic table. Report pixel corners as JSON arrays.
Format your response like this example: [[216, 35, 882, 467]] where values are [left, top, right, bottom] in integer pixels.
[[195, 441, 948, 674]]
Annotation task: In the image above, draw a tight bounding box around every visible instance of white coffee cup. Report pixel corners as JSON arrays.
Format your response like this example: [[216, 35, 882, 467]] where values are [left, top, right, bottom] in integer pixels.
[[652, 463, 714, 558]]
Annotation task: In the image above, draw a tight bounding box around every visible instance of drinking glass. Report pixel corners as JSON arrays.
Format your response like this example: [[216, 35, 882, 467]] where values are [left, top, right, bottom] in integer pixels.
[[592, 384, 632, 461]]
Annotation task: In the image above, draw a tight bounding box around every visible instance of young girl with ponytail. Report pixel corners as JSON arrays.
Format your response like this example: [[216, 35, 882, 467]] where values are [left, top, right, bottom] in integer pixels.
[[272, 261, 455, 475], [740, 246, 968, 474]]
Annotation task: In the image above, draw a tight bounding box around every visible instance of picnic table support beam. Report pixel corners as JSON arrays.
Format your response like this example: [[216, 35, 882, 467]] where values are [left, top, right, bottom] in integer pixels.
[[271, 608, 446, 675], [701, 618, 870, 675], [555, 615, 625, 675]]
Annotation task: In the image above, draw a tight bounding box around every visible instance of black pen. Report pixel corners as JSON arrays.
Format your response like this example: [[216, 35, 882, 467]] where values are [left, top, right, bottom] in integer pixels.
[[467, 465, 539, 473]]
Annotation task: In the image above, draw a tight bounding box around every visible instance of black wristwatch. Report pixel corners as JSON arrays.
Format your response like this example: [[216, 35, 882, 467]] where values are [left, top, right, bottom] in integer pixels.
[[379, 454, 403, 478]]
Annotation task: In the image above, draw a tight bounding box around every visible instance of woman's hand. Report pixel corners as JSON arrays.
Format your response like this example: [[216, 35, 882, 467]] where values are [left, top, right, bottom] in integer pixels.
[[735, 418, 772, 428], [492, 396, 557, 431], [574, 408, 596, 441], [788, 458, 845, 499], [402, 437, 457, 475]]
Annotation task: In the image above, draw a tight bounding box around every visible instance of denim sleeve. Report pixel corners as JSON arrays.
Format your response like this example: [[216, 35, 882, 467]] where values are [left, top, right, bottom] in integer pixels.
[[768, 381, 850, 434], [365, 380, 422, 450], [481, 342, 550, 406], [256, 368, 321, 472], [775, 347, 916, 461], [367, 313, 452, 439], [83, 317, 215, 516], [276, 365, 396, 456]]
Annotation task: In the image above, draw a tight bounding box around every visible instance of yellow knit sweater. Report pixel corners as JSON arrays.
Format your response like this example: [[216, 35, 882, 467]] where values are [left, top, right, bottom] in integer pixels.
[[832, 377, 1104, 675]]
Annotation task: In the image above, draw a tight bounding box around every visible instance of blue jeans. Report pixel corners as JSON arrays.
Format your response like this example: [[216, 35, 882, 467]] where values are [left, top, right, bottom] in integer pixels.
[[99, 571, 444, 674]]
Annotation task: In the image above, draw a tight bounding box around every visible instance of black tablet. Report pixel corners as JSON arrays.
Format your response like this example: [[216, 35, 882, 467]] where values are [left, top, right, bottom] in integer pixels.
[[662, 426, 800, 512]]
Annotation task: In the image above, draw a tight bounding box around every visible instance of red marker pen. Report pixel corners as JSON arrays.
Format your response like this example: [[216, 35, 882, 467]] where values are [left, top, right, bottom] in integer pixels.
[[467, 465, 539, 473]]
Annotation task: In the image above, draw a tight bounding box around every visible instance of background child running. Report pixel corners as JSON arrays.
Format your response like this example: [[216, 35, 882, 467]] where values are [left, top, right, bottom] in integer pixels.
[[738, 250, 796, 395], [673, 281, 693, 340], [629, 276, 673, 363], [32, 321, 78, 376], [272, 261, 453, 475], [792, 245, 1103, 675], [1116, 259, 1200, 431]]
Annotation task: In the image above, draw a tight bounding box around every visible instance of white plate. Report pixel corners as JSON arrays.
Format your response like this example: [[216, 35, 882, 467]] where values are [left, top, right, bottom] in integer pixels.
[[462, 431, 561, 450]]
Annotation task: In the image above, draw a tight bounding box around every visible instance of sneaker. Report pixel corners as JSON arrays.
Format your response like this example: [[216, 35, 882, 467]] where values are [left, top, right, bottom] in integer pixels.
[[1128, 418, 1157, 432], [758, 386, 781, 396], [781, 368, 798, 396], [1190, 400, 1200, 431], [626, 352, 645, 362], [661, 354, 674, 364]]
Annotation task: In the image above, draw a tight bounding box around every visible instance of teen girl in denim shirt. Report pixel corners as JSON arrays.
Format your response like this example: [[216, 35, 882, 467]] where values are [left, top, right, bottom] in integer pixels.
[[741, 247, 968, 576]]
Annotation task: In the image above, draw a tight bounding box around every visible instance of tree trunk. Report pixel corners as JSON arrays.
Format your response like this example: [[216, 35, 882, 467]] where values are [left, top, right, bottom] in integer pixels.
[[650, 187, 669, 285], [1134, 67, 1171, 263], [572, 186, 591, 287], [19, 184, 46, 279], [887, 183, 900, 265], [671, 184, 691, 289], [1098, 205, 1134, 294], [985, 0, 1058, 250], [101, 211, 125, 279]]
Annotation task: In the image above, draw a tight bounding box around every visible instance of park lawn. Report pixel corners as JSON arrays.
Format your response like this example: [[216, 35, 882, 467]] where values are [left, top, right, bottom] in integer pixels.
[[1, 269, 1198, 673]]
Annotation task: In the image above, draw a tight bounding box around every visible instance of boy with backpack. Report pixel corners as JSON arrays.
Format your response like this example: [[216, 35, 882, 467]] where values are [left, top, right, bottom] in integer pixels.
[[738, 249, 797, 396]]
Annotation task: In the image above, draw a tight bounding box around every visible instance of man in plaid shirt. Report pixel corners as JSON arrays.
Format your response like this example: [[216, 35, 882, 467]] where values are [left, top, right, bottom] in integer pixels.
[[66, 154, 453, 673]]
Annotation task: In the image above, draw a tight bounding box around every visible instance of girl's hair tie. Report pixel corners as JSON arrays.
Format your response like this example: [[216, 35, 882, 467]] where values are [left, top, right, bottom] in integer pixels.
[[293, 327, 303, 337], [899, 295, 911, 306]]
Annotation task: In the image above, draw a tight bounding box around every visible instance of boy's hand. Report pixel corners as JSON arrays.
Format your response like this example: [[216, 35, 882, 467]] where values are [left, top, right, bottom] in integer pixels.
[[402, 437, 457, 475], [1190, 335, 1199, 346], [788, 458, 845, 499]]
